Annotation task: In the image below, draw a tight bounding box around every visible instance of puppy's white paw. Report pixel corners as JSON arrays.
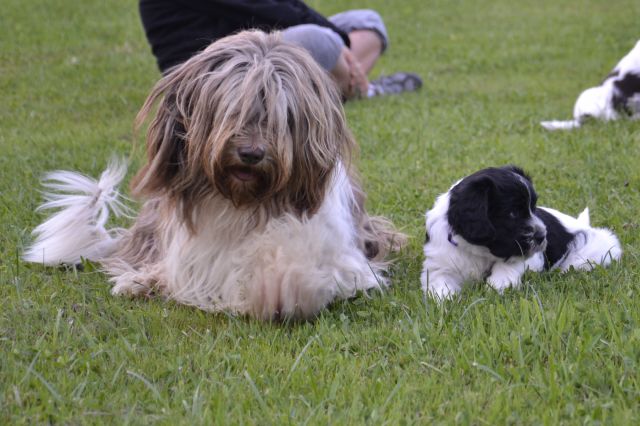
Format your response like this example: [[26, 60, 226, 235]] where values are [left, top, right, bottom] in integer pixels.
[[427, 285, 458, 301], [487, 261, 525, 293], [524, 252, 545, 273], [421, 274, 461, 301], [486, 275, 518, 293]]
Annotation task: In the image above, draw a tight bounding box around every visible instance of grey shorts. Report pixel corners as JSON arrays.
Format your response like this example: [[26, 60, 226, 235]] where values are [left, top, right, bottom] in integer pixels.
[[282, 9, 388, 71]]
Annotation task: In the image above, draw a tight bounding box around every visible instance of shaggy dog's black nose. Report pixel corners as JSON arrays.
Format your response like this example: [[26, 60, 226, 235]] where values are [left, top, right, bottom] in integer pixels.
[[534, 230, 546, 245], [238, 146, 265, 165]]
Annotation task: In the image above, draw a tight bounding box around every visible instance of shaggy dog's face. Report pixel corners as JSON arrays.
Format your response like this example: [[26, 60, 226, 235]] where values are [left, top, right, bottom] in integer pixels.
[[447, 166, 547, 259], [130, 31, 355, 227], [215, 126, 282, 206]]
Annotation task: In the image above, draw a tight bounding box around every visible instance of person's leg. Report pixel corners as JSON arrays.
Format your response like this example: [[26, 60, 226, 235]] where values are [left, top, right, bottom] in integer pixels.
[[282, 24, 361, 98], [330, 48, 355, 97], [282, 24, 343, 72], [329, 10, 388, 74], [330, 9, 422, 98], [282, 15, 421, 99], [348, 29, 383, 74]]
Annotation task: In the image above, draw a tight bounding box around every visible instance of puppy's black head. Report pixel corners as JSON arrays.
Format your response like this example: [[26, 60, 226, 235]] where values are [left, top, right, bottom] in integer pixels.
[[447, 165, 547, 259]]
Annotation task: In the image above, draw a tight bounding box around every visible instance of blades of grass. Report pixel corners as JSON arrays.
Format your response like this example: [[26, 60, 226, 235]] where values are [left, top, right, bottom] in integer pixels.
[[472, 361, 505, 383], [243, 370, 267, 410], [126, 370, 162, 402], [285, 335, 317, 383], [31, 369, 63, 402]]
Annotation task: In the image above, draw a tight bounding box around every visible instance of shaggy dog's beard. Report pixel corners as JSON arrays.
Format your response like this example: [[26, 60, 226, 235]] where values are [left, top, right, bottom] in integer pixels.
[[214, 144, 277, 208], [217, 163, 274, 207]]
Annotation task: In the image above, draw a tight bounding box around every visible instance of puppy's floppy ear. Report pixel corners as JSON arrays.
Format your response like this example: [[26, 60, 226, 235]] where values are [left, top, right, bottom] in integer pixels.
[[447, 174, 496, 245]]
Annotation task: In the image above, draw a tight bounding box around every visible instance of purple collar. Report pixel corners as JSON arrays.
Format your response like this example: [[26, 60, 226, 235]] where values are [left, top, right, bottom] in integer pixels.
[[447, 232, 458, 247]]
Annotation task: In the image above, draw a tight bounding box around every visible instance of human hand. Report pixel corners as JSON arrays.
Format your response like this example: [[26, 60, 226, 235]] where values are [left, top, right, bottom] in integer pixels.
[[341, 48, 368, 98]]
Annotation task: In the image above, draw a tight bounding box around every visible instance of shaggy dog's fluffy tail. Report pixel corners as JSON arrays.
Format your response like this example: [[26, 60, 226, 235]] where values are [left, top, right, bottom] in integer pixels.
[[23, 160, 130, 265]]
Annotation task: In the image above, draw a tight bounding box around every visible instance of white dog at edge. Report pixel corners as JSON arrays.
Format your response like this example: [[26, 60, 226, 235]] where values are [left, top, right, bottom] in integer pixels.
[[541, 40, 640, 130]]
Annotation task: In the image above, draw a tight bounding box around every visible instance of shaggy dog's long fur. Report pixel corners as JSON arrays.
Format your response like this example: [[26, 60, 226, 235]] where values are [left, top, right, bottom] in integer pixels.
[[23, 31, 404, 320]]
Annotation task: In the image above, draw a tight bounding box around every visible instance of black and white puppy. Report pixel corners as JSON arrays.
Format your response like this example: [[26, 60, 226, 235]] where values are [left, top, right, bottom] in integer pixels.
[[541, 39, 640, 130], [420, 166, 622, 299]]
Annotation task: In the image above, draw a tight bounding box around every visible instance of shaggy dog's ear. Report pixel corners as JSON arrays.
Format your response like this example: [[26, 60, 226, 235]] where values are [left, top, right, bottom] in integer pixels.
[[447, 174, 496, 245], [131, 64, 216, 232], [289, 144, 338, 214], [288, 121, 346, 214], [284, 73, 353, 214], [132, 87, 189, 197]]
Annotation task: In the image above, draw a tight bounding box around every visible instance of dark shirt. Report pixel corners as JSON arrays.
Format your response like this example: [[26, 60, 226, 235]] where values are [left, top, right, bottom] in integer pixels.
[[139, 0, 350, 72]]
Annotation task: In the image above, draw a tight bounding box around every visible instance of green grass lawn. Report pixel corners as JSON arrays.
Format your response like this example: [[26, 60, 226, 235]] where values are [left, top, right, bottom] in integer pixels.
[[2, 0, 640, 423]]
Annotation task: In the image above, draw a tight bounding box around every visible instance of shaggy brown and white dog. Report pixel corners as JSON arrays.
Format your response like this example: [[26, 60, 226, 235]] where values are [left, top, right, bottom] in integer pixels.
[[23, 31, 404, 320]]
